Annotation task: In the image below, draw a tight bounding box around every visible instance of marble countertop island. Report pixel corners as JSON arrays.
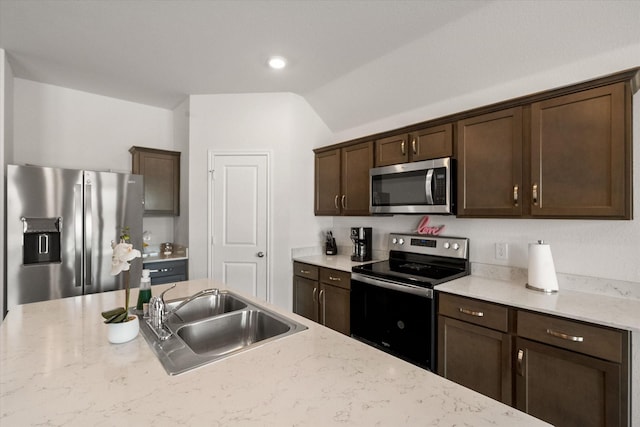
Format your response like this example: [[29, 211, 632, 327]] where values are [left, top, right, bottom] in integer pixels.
[[0, 279, 549, 426]]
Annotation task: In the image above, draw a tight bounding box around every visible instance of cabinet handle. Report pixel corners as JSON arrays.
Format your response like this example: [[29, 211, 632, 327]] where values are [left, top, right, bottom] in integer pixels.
[[401, 141, 406, 155], [546, 328, 584, 342], [513, 185, 519, 207], [517, 349, 524, 376], [319, 289, 326, 324], [300, 270, 311, 274], [341, 195, 346, 209], [532, 184, 538, 206], [328, 276, 341, 282], [334, 195, 339, 209], [412, 138, 417, 154], [458, 307, 484, 317], [312, 287, 318, 302]]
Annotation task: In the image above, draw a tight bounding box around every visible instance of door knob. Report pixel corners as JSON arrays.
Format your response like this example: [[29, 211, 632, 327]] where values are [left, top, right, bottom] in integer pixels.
[[257, 252, 265, 257]]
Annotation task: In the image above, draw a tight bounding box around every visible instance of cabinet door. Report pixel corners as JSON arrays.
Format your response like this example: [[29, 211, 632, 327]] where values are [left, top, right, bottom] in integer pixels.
[[531, 83, 629, 218], [438, 316, 512, 405], [457, 107, 523, 217], [341, 141, 374, 216], [410, 123, 453, 162], [375, 134, 409, 167], [130, 147, 180, 216], [319, 283, 350, 336], [515, 337, 624, 427], [314, 149, 341, 215], [293, 275, 319, 323]]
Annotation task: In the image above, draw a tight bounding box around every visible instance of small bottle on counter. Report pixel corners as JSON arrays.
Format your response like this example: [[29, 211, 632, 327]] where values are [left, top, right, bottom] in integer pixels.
[[136, 269, 152, 314]]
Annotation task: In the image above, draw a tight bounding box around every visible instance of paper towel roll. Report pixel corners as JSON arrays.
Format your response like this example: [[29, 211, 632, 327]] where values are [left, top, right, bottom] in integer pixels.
[[526, 240, 559, 293]]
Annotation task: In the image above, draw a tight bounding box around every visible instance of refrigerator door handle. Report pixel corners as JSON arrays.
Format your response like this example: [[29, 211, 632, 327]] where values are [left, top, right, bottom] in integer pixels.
[[74, 184, 83, 288], [85, 182, 93, 287]]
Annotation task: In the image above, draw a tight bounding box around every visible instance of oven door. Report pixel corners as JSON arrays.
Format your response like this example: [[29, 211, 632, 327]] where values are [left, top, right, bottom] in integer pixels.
[[350, 273, 435, 371]]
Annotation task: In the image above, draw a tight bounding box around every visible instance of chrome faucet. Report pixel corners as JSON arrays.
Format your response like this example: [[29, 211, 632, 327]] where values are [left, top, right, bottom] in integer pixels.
[[147, 285, 220, 341], [164, 288, 220, 320]]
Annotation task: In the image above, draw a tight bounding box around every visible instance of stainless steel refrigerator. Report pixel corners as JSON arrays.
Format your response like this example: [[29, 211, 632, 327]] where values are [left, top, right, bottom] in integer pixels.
[[6, 164, 144, 311]]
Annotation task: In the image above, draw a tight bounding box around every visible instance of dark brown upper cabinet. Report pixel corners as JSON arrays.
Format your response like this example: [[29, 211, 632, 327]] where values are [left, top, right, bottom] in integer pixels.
[[375, 123, 453, 167], [530, 83, 630, 218], [314, 141, 373, 216], [130, 146, 181, 216], [458, 82, 631, 219], [457, 107, 524, 217], [317, 67, 637, 219]]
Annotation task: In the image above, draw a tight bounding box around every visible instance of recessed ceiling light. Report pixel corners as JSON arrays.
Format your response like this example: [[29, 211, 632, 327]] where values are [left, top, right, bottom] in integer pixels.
[[268, 56, 287, 70]]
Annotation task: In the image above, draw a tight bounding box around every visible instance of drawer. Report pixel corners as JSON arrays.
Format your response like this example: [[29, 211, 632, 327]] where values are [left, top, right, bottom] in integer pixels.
[[144, 259, 188, 280], [438, 293, 509, 332], [319, 267, 350, 290], [293, 262, 319, 280], [517, 310, 624, 363]]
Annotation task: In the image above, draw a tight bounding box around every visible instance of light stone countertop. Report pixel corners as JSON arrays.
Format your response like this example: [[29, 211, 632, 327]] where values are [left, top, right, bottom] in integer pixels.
[[0, 278, 549, 426], [292, 253, 382, 272], [435, 275, 640, 333]]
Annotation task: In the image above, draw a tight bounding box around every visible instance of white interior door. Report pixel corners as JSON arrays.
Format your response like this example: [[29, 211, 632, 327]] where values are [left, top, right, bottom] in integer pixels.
[[209, 153, 269, 300]]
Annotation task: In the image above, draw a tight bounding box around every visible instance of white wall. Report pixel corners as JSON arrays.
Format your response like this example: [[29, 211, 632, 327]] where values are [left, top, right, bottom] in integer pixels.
[[12, 79, 178, 250], [12, 78, 173, 171], [172, 99, 190, 248], [188, 92, 333, 308], [1, 50, 15, 321]]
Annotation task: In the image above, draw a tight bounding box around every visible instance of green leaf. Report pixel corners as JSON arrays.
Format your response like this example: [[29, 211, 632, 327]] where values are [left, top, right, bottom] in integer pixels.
[[101, 307, 126, 321]]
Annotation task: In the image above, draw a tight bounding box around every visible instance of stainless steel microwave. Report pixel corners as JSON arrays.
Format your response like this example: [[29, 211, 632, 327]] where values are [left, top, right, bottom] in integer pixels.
[[370, 157, 455, 215]]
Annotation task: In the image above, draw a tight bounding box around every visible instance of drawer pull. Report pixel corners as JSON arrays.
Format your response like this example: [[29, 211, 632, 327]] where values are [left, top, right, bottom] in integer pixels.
[[300, 270, 311, 274], [517, 349, 524, 376], [546, 328, 584, 342], [459, 307, 484, 317], [328, 276, 341, 281]]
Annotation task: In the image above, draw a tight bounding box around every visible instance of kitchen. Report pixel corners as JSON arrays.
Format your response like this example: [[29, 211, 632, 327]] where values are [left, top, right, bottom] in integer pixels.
[[1, 1, 640, 425]]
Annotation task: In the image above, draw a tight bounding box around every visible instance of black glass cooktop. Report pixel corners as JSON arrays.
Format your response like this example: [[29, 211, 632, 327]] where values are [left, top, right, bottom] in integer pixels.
[[352, 251, 470, 288]]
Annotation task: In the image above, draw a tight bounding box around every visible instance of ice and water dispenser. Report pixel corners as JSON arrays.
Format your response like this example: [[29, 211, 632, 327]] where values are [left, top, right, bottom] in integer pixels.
[[21, 217, 62, 265]]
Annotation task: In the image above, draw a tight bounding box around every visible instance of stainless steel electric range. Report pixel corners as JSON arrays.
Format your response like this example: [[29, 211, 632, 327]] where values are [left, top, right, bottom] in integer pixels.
[[351, 233, 470, 371]]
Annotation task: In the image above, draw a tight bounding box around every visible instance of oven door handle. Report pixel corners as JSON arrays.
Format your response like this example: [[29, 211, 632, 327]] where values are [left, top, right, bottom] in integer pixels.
[[351, 273, 433, 298]]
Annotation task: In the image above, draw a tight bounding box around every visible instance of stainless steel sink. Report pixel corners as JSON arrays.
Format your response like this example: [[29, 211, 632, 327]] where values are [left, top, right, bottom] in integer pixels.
[[165, 293, 247, 324], [177, 310, 291, 356], [138, 289, 307, 375]]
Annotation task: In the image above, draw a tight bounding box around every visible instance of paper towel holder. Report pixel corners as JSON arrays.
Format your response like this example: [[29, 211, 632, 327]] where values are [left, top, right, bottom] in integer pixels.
[[525, 240, 559, 294]]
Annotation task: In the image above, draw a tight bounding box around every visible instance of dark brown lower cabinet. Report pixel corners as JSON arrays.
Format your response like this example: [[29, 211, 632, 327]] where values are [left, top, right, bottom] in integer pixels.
[[438, 293, 512, 405], [515, 337, 623, 427], [437, 293, 630, 427], [438, 316, 512, 404], [318, 282, 350, 335], [293, 262, 350, 335]]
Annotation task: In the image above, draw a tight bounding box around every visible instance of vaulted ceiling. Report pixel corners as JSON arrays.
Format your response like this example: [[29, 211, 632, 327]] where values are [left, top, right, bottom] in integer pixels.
[[1, 1, 638, 133]]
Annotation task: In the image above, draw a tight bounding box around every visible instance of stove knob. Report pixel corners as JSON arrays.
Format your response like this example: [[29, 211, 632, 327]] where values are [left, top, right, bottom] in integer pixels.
[[443, 242, 450, 249], [452, 243, 460, 251], [392, 238, 397, 245], [398, 238, 405, 245]]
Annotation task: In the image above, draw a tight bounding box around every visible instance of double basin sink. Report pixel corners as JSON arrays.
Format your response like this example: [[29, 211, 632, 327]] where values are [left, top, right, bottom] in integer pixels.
[[138, 289, 308, 375]]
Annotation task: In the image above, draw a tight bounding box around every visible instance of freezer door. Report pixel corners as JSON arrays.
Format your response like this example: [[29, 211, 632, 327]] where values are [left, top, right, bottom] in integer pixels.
[[6, 165, 85, 308], [84, 171, 143, 294]]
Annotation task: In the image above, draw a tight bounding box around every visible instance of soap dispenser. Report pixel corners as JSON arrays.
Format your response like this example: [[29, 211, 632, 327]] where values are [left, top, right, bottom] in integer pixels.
[[136, 269, 152, 312]]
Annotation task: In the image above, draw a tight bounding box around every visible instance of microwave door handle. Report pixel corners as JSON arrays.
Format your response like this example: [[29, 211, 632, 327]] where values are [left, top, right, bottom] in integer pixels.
[[425, 169, 434, 205]]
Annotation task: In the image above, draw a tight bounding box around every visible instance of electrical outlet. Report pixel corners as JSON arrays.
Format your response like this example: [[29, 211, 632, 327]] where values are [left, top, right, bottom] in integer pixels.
[[495, 243, 508, 260]]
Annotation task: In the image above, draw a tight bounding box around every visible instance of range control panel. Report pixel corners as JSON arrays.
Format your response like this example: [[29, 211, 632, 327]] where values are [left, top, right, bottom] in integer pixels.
[[388, 233, 469, 260]]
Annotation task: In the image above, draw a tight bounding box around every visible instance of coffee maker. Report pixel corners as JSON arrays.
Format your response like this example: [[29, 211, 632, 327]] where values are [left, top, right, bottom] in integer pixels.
[[350, 227, 372, 262]]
